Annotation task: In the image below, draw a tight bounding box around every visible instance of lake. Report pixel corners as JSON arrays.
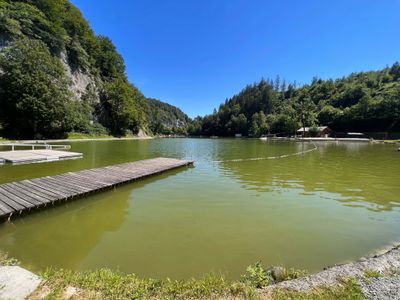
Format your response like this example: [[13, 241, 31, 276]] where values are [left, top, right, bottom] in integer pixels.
[[0, 138, 399, 279]]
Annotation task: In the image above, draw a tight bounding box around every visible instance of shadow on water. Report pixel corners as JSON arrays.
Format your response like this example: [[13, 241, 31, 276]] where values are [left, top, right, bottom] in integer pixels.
[[0, 168, 187, 272]]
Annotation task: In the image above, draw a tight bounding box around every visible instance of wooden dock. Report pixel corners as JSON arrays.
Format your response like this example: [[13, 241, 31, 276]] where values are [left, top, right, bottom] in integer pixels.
[[0, 149, 83, 165], [0, 157, 193, 220], [0, 143, 82, 165]]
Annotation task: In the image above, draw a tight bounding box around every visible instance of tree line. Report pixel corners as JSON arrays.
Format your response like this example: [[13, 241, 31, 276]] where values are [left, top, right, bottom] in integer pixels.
[[189, 63, 400, 137]]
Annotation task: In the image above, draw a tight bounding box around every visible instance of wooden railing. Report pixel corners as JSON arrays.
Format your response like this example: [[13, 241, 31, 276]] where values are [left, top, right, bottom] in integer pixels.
[[0, 143, 71, 151]]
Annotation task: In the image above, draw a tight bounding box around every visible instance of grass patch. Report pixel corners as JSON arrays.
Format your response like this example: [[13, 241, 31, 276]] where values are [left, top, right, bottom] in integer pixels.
[[364, 269, 381, 278], [271, 278, 363, 300], [67, 132, 113, 140], [241, 262, 308, 288], [272, 267, 308, 282], [35, 268, 365, 300], [34, 263, 311, 299], [37, 268, 257, 300]]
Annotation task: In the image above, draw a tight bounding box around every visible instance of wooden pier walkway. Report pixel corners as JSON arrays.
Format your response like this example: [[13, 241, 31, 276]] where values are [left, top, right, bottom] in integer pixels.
[[0, 157, 193, 220]]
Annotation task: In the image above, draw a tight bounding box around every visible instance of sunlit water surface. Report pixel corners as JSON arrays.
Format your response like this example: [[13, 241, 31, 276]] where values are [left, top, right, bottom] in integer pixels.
[[0, 138, 399, 279]]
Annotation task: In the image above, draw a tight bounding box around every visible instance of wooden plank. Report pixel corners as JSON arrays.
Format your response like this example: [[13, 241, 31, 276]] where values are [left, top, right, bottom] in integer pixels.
[[68, 172, 125, 187], [28, 178, 80, 198], [78, 169, 131, 183], [54, 174, 107, 190], [0, 185, 38, 208], [0, 188, 30, 211], [1, 184, 45, 206], [5, 183, 52, 203], [0, 157, 193, 220], [22, 180, 68, 199], [0, 199, 15, 215], [12, 182, 59, 202], [41, 177, 91, 193], [29, 178, 77, 198], [63, 173, 112, 188], [7, 182, 53, 202]]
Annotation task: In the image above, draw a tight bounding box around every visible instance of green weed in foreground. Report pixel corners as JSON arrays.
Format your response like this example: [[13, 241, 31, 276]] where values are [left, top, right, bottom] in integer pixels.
[[37, 263, 312, 299], [242, 261, 274, 288], [241, 262, 308, 288], [364, 269, 381, 278], [40, 268, 257, 299], [38, 267, 365, 300]]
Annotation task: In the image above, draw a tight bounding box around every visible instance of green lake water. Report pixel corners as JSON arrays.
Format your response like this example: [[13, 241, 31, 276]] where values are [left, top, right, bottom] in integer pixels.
[[0, 138, 399, 279]]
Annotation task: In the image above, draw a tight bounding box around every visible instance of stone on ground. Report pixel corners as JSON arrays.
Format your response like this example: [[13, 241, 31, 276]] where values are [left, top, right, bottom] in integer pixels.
[[0, 266, 41, 300], [361, 276, 400, 300]]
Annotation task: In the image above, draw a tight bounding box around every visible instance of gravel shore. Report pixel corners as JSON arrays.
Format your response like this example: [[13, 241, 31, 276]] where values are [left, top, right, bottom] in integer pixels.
[[360, 276, 400, 300], [263, 245, 400, 298]]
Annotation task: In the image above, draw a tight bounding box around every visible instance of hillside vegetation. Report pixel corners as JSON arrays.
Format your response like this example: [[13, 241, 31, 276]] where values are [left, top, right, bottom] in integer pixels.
[[145, 98, 191, 135], [190, 64, 400, 137], [0, 0, 189, 139]]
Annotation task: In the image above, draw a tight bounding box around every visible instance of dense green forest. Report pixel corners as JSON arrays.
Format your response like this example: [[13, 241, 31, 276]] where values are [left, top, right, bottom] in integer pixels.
[[190, 63, 400, 137], [145, 98, 190, 135], [0, 0, 189, 138]]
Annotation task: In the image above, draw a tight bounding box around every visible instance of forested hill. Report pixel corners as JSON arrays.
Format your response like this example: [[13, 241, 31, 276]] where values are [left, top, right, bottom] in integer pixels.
[[145, 98, 191, 135], [190, 63, 400, 137], [0, 0, 189, 138]]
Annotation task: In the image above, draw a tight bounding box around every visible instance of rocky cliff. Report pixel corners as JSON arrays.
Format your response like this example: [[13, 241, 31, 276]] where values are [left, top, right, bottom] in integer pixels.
[[0, 0, 190, 138]]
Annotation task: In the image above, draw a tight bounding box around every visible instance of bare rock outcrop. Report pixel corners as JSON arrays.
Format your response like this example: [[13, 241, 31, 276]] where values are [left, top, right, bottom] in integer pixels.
[[60, 51, 101, 102]]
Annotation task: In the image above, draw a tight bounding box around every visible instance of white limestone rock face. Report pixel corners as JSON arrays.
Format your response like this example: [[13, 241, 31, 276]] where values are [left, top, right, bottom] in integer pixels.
[[60, 51, 101, 102], [137, 128, 150, 138], [0, 40, 101, 103], [0, 266, 42, 300]]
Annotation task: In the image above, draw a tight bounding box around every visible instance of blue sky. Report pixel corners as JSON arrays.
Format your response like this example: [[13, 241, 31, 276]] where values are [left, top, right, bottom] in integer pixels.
[[71, 0, 400, 117]]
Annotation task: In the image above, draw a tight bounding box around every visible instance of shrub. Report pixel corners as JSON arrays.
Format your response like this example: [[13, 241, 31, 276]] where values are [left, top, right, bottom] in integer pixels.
[[241, 261, 274, 288]]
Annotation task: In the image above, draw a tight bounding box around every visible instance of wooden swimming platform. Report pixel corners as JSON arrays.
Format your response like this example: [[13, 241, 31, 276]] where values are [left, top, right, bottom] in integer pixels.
[[0, 149, 83, 165], [0, 143, 82, 165], [0, 157, 193, 220]]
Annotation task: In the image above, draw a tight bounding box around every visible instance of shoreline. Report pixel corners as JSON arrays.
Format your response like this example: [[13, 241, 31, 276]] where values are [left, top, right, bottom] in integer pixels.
[[1, 243, 400, 299], [1, 135, 400, 144], [40, 136, 154, 143], [0, 136, 154, 144], [263, 243, 400, 298]]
